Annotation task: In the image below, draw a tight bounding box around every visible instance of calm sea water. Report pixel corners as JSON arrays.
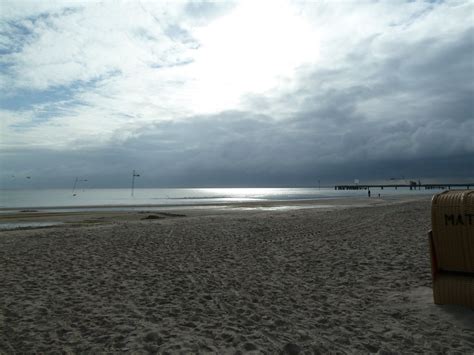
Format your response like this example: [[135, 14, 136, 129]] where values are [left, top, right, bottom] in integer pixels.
[[0, 187, 437, 209]]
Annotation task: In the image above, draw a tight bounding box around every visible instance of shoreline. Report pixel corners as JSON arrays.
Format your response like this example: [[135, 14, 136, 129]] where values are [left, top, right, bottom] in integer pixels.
[[0, 196, 431, 231], [0, 193, 430, 212], [0, 187, 438, 212]]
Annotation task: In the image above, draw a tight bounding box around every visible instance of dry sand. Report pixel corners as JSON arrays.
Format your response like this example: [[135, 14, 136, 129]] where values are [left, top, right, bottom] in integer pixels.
[[1, 197, 473, 353]]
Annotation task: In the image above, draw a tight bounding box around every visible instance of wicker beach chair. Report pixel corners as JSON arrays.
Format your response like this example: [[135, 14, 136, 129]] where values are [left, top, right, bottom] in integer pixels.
[[429, 190, 474, 308]]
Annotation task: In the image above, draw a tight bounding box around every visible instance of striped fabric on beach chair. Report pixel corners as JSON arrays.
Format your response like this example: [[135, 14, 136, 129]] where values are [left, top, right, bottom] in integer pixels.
[[429, 190, 474, 308]]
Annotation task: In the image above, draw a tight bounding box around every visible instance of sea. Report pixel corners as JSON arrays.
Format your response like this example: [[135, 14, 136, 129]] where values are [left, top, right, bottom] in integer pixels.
[[0, 187, 438, 210]]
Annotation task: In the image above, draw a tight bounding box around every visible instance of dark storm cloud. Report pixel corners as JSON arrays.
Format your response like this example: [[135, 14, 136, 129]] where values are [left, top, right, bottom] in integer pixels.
[[275, 26, 474, 162], [1, 95, 472, 189]]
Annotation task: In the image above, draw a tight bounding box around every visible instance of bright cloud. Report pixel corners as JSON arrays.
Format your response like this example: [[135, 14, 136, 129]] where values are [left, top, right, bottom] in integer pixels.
[[188, 0, 320, 112]]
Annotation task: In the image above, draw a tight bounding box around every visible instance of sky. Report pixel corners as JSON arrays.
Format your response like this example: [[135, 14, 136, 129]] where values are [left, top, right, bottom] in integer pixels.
[[0, 0, 473, 188]]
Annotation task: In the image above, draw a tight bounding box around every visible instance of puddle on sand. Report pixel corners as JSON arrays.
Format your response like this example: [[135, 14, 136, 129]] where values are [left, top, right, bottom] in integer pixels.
[[0, 222, 64, 230], [228, 205, 333, 211]]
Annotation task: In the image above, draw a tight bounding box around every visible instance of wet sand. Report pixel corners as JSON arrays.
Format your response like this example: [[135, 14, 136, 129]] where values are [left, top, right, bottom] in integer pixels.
[[1, 197, 473, 353]]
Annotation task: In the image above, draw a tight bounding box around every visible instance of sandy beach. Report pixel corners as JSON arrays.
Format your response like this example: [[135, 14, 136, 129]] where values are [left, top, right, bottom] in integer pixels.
[[1, 196, 473, 353]]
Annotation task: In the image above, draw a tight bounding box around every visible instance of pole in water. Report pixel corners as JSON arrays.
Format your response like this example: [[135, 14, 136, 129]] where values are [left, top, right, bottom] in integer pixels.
[[131, 170, 140, 197], [72, 177, 78, 195], [72, 177, 88, 196]]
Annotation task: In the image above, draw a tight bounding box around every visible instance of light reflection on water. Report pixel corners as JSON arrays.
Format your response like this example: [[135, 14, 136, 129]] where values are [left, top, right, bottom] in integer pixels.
[[0, 187, 436, 209]]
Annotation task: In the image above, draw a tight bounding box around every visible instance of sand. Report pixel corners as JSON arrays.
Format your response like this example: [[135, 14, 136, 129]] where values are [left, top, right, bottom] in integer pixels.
[[1, 197, 473, 353]]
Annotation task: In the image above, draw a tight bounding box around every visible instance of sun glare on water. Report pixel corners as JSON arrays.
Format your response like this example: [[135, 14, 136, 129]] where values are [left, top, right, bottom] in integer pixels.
[[189, 1, 320, 113]]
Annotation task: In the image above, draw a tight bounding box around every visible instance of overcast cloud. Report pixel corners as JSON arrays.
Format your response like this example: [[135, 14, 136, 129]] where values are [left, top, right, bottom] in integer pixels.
[[1, 0, 473, 188]]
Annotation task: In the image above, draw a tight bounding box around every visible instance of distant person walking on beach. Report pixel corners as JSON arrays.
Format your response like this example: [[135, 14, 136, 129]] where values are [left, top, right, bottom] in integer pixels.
[[368, 189, 371, 198]]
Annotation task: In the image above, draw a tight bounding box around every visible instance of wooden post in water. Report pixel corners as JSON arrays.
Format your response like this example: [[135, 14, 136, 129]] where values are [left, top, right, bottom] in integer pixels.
[[72, 177, 88, 196], [131, 170, 140, 197]]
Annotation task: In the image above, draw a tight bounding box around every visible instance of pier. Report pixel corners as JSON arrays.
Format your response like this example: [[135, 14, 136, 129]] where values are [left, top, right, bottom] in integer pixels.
[[334, 183, 474, 190]]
